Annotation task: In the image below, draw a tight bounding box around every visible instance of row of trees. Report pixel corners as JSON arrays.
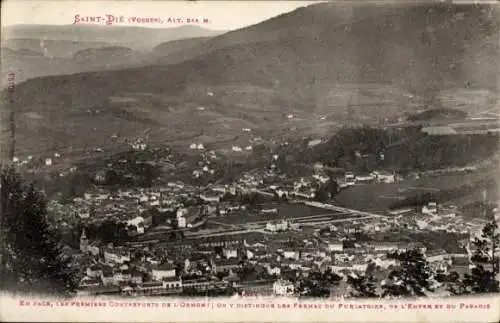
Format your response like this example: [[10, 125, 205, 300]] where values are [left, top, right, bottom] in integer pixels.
[[389, 179, 495, 210], [278, 126, 499, 174], [313, 180, 340, 202]]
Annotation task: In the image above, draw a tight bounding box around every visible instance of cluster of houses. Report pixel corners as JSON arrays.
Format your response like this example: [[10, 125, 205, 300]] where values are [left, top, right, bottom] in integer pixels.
[[339, 170, 397, 188], [71, 182, 210, 232], [265, 220, 290, 232], [74, 210, 479, 298], [386, 201, 484, 234], [131, 139, 147, 151], [11, 152, 63, 168], [59, 146, 498, 298], [231, 145, 253, 153]]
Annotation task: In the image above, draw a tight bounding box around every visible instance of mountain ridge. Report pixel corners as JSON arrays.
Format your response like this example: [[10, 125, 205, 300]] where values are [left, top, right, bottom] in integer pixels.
[[2, 3, 498, 159]]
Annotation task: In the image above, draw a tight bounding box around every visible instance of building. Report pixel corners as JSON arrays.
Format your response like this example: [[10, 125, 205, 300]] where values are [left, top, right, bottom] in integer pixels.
[[200, 191, 223, 203], [162, 277, 182, 289], [451, 256, 471, 275], [212, 258, 241, 273], [178, 216, 186, 228], [126, 216, 146, 234], [223, 248, 238, 259], [137, 281, 164, 293], [266, 263, 281, 276], [182, 278, 228, 291], [372, 171, 395, 184], [127, 224, 144, 236], [282, 250, 299, 260], [427, 249, 449, 263], [79, 229, 89, 253], [344, 172, 355, 185], [355, 174, 375, 184], [94, 171, 106, 184], [130, 270, 144, 284], [261, 208, 278, 214], [78, 277, 101, 289], [266, 220, 289, 232], [422, 202, 438, 216], [88, 244, 100, 257], [86, 265, 103, 278], [101, 269, 117, 286], [151, 263, 177, 280], [273, 279, 295, 296], [197, 236, 244, 248], [326, 240, 343, 252], [388, 207, 414, 216], [240, 280, 275, 296], [103, 247, 131, 264], [177, 208, 188, 218], [280, 259, 301, 270], [368, 242, 399, 253]]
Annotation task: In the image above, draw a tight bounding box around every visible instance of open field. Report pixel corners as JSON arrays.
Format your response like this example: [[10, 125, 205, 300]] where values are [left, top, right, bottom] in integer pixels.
[[206, 202, 333, 225], [202, 202, 366, 235], [422, 118, 500, 135], [335, 170, 497, 212]]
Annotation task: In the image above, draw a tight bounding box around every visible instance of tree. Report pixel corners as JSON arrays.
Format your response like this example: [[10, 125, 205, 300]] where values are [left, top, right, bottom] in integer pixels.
[[313, 185, 330, 202], [463, 220, 500, 294], [327, 180, 339, 196], [471, 220, 499, 273], [296, 269, 342, 298], [435, 271, 467, 296], [462, 265, 499, 294], [347, 262, 379, 298], [1, 167, 78, 295], [382, 249, 433, 298]]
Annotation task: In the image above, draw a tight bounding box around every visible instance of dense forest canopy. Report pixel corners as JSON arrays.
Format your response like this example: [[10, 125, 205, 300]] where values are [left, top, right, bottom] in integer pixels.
[[278, 126, 499, 173]]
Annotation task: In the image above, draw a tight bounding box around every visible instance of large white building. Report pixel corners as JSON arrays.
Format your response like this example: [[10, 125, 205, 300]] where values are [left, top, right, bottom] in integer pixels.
[[273, 280, 295, 296], [266, 220, 289, 232], [422, 202, 438, 216], [326, 240, 343, 252], [126, 216, 146, 234], [178, 216, 186, 228], [344, 172, 355, 185], [151, 263, 177, 280], [103, 247, 131, 264], [371, 171, 395, 183]]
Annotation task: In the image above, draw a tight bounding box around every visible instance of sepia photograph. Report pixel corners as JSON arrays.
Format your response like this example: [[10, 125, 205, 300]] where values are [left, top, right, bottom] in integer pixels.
[[0, 0, 499, 322]]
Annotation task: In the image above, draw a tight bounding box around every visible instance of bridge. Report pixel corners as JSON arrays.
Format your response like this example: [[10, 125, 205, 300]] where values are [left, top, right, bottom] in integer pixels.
[[302, 201, 386, 219]]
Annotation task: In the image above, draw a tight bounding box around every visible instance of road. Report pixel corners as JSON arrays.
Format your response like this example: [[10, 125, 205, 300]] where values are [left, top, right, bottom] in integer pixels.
[[302, 201, 385, 219], [186, 202, 382, 238], [128, 198, 387, 244]]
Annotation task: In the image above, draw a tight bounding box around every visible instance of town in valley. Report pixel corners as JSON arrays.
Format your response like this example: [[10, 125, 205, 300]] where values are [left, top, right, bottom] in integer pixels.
[[1, 2, 499, 301]]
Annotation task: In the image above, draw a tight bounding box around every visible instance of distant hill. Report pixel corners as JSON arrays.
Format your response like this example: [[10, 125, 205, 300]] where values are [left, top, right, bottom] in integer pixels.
[[1, 47, 44, 57], [0, 25, 225, 86], [2, 3, 499, 159], [2, 25, 225, 50], [153, 37, 211, 57], [1, 38, 110, 58], [73, 46, 134, 62]]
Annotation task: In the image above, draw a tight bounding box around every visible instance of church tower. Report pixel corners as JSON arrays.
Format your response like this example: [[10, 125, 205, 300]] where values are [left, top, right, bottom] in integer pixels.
[[79, 228, 89, 253]]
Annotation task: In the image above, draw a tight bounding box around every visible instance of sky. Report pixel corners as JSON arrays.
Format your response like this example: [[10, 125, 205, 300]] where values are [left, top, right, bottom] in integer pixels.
[[2, 0, 319, 31]]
